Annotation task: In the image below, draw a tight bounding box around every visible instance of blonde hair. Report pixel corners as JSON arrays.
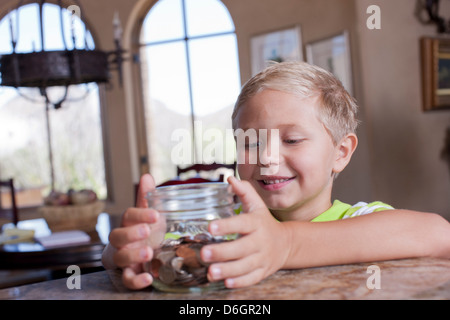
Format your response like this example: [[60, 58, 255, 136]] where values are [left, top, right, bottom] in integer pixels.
[[232, 61, 359, 144]]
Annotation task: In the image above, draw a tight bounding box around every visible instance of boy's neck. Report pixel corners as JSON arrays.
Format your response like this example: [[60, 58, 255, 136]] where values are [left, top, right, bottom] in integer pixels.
[[270, 197, 333, 222]]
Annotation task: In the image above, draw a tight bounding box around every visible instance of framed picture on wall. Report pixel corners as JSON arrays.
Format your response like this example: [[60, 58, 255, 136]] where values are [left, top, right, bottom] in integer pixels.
[[421, 37, 450, 111], [250, 25, 303, 76], [306, 31, 353, 95]]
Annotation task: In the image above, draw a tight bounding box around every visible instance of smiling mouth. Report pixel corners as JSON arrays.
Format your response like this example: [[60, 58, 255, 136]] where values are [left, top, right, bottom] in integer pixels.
[[262, 178, 292, 185], [258, 177, 295, 190]]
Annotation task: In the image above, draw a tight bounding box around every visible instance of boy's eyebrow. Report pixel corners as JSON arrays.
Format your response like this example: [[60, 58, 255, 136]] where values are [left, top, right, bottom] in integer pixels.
[[278, 124, 303, 129], [277, 124, 309, 132], [237, 124, 306, 131]]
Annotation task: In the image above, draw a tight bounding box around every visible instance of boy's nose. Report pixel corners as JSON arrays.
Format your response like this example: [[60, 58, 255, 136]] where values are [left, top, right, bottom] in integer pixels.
[[258, 149, 280, 175], [257, 134, 280, 175], [257, 129, 280, 166], [258, 147, 278, 167]]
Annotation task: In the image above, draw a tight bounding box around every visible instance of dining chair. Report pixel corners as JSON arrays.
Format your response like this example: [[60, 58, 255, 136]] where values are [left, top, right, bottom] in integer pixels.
[[134, 163, 236, 203], [176, 162, 236, 182], [157, 176, 217, 187], [0, 178, 19, 225]]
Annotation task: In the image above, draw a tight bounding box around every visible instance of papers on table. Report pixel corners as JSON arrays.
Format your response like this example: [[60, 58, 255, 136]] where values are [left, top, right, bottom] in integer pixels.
[[35, 230, 91, 249]]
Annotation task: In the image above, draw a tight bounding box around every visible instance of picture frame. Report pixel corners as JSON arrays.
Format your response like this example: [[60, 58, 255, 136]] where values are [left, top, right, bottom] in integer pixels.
[[306, 31, 353, 95], [250, 25, 303, 76], [420, 37, 450, 111]]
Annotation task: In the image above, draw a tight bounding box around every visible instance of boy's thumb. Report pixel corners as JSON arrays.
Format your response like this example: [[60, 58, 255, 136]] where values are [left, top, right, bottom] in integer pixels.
[[227, 176, 266, 213], [136, 173, 156, 208]]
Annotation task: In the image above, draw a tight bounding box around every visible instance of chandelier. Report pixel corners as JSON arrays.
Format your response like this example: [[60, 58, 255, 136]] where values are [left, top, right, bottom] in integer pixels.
[[0, 0, 125, 190], [0, 0, 125, 107]]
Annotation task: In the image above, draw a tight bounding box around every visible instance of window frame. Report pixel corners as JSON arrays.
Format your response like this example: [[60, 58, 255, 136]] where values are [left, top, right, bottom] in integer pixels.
[[0, 2, 111, 207], [137, 0, 240, 177]]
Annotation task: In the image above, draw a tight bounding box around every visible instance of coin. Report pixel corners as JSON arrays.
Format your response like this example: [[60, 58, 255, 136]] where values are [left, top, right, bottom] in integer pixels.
[[148, 259, 162, 278], [156, 249, 176, 265], [194, 233, 212, 242], [170, 256, 184, 272], [175, 245, 196, 259], [149, 233, 231, 288], [183, 255, 201, 268], [158, 265, 176, 284]]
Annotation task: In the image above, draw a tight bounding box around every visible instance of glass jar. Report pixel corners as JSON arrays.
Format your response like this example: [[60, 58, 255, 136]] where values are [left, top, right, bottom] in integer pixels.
[[144, 182, 237, 293]]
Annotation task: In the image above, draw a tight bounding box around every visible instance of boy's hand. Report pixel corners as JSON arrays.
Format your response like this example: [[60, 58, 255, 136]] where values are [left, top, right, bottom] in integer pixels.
[[107, 174, 162, 290], [201, 176, 291, 288]]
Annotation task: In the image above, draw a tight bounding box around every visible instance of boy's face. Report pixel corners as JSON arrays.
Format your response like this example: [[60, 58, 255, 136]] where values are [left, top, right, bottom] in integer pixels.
[[235, 89, 342, 221]]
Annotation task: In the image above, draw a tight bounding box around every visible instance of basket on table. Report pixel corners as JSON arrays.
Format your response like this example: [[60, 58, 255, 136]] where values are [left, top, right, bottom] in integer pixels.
[[39, 200, 105, 232]]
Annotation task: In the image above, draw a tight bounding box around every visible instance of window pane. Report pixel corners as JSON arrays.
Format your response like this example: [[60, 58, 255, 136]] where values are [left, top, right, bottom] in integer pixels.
[[0, 88, 49, 188], [0, 3, 92, 55], [140, 0, 241, 184], [189, 34, 240, 117], [0, 85, 107, 199], [0, 3, 106, 201], [141, 0, 185, 44], [141, 42, 193, 184], [185, 0, 235, 37], [5, 4, 42, 53], [144, 41, 191, 115], [43, 4, 94, 51], [188, 34, 240, 165], [49, 85, 106, 198]]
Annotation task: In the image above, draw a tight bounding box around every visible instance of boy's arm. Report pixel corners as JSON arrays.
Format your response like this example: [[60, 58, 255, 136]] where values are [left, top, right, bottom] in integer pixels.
[[205, 177, 450, 288], [283, 209, 450, 269]]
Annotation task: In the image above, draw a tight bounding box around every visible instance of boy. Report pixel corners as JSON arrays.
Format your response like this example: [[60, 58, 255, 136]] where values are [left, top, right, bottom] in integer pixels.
[[102, 61, 450, 290]]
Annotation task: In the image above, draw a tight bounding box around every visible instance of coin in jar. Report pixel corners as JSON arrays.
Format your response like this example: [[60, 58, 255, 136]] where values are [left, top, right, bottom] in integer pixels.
[[148, 259, 162, 278], [156, 250, 176, 265], [175, 245, 196, 259], [170, 256, 184, 272], [158, 265, 176, 284]]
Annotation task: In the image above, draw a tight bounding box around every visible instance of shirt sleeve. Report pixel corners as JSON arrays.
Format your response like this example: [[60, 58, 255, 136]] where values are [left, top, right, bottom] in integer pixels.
[[342, 201, 394, 219]]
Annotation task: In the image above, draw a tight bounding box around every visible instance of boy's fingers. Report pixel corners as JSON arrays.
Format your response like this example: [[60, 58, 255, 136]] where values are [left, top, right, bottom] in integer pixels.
[[207, 255, 261, 282], [113, 245, 152, 268], [122, 267, 153, 290], [108, 223, 150, 248], [121, 208, 159, 227], [136, 173, 156, 208], [201, 234, 254, 263], [227, 176, 266, 213], [208, 213, 256, 237], [224, 268, 265, 289]]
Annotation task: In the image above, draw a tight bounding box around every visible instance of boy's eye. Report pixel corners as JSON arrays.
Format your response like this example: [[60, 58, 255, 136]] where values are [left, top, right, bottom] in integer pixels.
[[245, 141, 260, 149], [284, 139, 303, 145]]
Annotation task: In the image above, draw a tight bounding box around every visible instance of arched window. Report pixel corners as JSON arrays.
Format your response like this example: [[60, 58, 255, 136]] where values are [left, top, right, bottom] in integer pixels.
[[140, 0, 240, 184], [0, 3, 107, 200]]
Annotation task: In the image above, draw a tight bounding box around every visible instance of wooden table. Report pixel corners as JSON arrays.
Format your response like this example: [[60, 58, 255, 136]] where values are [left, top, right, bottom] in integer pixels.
[[1, 257, 449, 300], [0, 213, 111, 288]]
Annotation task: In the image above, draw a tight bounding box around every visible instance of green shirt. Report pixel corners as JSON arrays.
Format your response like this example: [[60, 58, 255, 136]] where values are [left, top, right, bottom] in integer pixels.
[[311, 200, 394, 222]]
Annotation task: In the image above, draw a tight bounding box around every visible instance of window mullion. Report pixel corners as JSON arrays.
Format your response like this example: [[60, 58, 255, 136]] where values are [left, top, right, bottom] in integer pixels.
[[181, 0, 198, 163], [141, 30, 235, 48]]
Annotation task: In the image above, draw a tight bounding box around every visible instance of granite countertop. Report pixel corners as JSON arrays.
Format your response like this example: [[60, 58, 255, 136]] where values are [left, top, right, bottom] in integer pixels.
[[1, 258, 449, 300]]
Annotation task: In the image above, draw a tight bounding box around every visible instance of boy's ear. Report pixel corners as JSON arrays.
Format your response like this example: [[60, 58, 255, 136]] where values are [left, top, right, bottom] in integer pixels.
[[332, 133, 358, 174]]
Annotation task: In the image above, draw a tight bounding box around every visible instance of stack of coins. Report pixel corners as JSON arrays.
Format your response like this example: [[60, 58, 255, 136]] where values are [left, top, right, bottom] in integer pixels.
[[147, 233, 226, 288]]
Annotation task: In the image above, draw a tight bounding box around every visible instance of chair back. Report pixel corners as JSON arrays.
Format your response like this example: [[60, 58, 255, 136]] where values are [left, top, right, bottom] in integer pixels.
[[176, 162, 236, 182], [157, 177, 215, 187], [134, 163, 236, 203], [0, 178, 19, 225]]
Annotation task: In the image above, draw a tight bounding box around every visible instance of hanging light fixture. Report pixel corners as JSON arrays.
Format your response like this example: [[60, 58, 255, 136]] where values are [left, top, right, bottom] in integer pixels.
[[0, 0, 125, 191], [416, 0, 450, 33], [0, 0, 124, 102]]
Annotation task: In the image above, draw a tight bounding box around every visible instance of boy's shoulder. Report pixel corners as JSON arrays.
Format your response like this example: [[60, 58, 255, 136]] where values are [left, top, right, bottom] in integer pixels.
[[311, 200, 394, 222]]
